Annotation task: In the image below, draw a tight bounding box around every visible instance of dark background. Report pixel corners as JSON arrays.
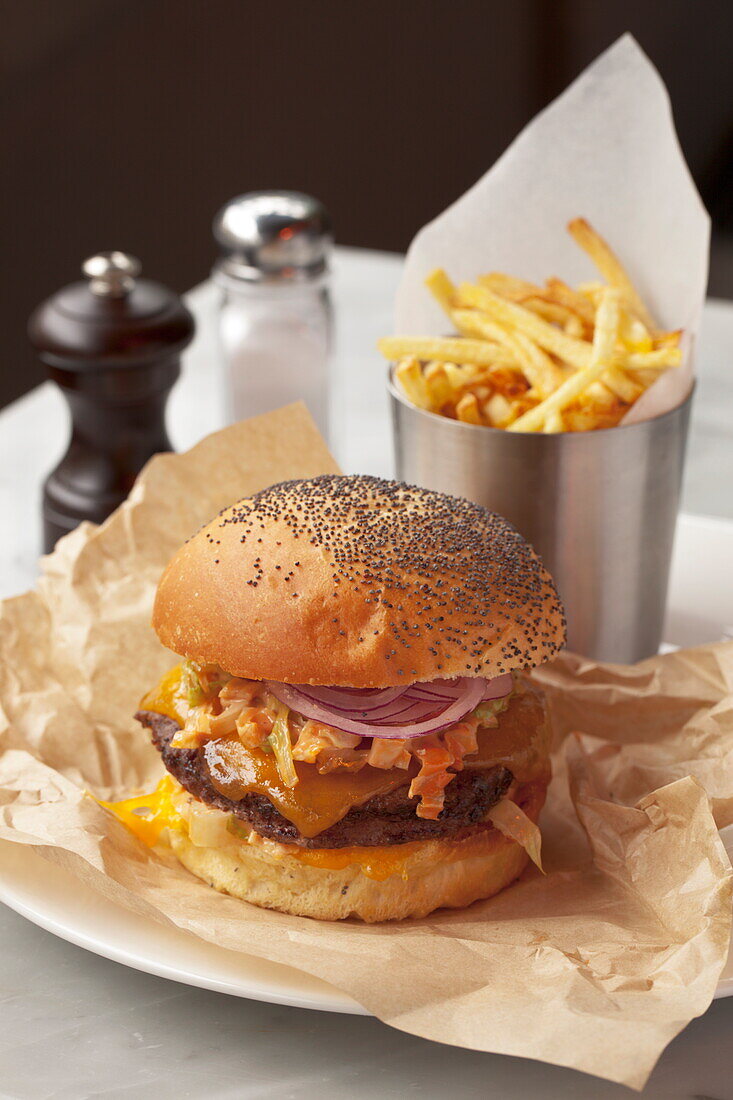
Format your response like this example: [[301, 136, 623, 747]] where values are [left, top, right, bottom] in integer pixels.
[[3, 0, 733, 408]]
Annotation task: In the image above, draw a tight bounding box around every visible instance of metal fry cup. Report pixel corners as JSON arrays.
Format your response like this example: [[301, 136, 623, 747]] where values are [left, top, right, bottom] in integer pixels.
[[389, 371, 694, 663]]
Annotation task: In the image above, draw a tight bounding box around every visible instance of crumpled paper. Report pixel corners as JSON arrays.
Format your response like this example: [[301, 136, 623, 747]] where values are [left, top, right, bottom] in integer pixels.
[[395, 34, 710, 425], [0, 404, 731, 1091]]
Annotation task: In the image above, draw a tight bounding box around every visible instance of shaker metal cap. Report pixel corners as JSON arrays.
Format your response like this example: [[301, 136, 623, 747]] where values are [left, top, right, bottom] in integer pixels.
[[212, 191, 332, 281]]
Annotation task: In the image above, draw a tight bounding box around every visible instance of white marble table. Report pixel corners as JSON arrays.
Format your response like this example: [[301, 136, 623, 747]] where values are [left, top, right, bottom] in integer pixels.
[[1, 247, 733, 1098]]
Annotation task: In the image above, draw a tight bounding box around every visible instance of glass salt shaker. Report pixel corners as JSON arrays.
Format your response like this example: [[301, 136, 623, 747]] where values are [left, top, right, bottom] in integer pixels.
[[212, 191, 333, 440]]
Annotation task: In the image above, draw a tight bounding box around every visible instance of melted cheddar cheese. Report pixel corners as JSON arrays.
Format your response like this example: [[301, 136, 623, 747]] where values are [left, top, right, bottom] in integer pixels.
[[99, 775, 183, 847], [102, 773, 548, 882], [466, 696, 549, 784], [140, 664, 190, 724], [205, 737, 411, 838], [286, 829, 503, 881]]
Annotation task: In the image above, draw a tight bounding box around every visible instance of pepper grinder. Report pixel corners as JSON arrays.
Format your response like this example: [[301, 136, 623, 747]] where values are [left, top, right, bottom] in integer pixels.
[[28, 252, 195, 552]]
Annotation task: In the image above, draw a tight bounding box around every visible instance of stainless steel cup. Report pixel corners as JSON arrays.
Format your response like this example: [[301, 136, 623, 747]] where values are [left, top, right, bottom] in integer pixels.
[[389, 372, 694, 663]]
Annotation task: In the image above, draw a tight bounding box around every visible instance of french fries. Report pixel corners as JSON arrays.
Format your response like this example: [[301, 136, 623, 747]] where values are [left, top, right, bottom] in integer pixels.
[[379, 218, 682, 432], [378, 336, 515, 369], [567, 218, 656, 331], [509, 288, 621, 432]]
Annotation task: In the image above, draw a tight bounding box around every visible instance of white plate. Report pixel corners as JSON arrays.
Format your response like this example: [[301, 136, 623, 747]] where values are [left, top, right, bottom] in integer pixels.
[[1, 513, 732, 1010]]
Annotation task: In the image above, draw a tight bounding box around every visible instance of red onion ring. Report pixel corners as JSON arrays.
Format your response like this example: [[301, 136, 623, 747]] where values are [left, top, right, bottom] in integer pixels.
[[298, 690, 420, 724], [265, 673, 510, 740], [291, 685, 405, 713], [482, 672, 513, 700], [408, 683, 465, 702]]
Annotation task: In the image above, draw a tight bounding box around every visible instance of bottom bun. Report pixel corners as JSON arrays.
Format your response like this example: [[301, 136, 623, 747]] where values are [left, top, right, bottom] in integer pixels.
[[169, 775, 548, 922]]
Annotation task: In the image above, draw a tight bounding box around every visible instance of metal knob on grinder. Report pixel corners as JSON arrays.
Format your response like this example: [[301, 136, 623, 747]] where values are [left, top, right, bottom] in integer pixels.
[[82, 250, 142, 297], [28, 252, 195, 552]]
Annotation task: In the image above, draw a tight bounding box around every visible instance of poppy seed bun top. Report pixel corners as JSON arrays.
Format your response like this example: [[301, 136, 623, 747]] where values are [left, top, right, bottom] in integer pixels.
[[152, 475, 566, 687]]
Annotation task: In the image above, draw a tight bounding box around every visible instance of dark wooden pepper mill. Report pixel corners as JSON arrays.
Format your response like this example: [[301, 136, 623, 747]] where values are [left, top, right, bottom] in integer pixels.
[[28, 252, 195, 552]]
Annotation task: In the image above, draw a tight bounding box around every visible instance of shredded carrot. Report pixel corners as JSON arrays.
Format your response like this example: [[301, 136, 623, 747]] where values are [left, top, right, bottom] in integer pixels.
[[408, 719, 480, 817], [292, 721, 361, 765], [219, 678, 260, 705], [367, 737, 411, 770], [409, 738, 456, 819], [442, 719, 479, 771], [316, 748, 368, 774], [235, 706, 274, 748]]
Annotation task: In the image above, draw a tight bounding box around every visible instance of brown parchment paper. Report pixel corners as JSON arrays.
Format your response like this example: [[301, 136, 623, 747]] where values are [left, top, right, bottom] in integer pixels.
[[0, 404, 731, 1091]]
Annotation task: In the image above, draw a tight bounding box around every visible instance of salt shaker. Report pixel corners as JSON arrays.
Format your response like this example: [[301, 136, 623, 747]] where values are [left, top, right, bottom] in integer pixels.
[[212, 191, 333, 439], [28, 252, 195, 552]]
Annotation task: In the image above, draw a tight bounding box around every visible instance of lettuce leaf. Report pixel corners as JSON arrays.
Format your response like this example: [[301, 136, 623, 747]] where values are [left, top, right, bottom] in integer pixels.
[[472, 693, 511, 725], [486, 797, 543, 872], [267, 702, 298, 788]]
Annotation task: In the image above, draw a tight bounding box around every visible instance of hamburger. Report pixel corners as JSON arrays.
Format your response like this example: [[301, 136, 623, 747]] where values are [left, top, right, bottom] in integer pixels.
[[109, 474, 565, 921]]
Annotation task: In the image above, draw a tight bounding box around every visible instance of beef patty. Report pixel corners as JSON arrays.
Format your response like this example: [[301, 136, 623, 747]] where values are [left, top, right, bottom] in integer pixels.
[[138, 710, 513, 849]]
